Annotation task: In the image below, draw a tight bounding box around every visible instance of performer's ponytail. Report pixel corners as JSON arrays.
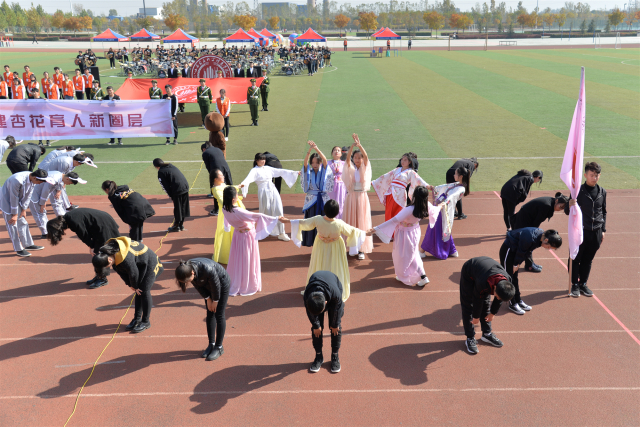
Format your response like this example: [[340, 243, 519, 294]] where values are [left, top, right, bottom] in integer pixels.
[[456, 166, 471, 196], [174, 260, 193, 293], [411, 186, 430, 219], [101, 180, 117, 196], [222, 186, 236, 213], [543, 229, 562, 249]]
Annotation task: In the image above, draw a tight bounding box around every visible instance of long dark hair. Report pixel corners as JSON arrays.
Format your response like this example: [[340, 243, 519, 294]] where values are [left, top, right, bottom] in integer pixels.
[[400, 153, 416, 170], [553, 192, 569, 208], [456, 166, 471, 196], [309, 152, 320, 168], [222, 186, 237, 213], [102, 180, 117, 196], [153, 158, 171, 168], [410, 186, 430, 219], [92, 240, 120, 277], [175, 260, 194, 293], [46, 216, 67, 245], [253, 152, 266, 167], [543, 229, 562, 248]]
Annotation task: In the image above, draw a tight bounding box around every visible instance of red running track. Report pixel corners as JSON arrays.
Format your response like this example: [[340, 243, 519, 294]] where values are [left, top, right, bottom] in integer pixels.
[[0, 190, 638, 426]]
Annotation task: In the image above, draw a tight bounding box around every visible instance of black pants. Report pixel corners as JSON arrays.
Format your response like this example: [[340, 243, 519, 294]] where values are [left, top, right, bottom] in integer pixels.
[[343, 46, 347, 51], [460, 291, 492, 339], [222, 116, 229, 137], [408, 44, 412, 50], [123, 55, 129, 62], [75, 90, 84, 100], [109, 57, 115, 67], [168, 116, 178, 139], [570, 228, 602, 285], [134, 290, 153, 322], [307, 62, 313, 74], [311, 315, 342, 354], [446, 170, 462, 215], [172, 193, 190, 227], [208, 171, 219, 212], [84, 88, 91, 99], [502, 198, 517, 230], [109, 137, 122, 144], [205, 286, 229, 346], [129, 221, 144, 242], [6, 161, 28, 174], [499, 241, 521, 303]]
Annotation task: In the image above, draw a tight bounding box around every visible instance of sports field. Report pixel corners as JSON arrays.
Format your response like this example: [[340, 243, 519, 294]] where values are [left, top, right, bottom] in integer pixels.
[[2, 48, 639, 194]]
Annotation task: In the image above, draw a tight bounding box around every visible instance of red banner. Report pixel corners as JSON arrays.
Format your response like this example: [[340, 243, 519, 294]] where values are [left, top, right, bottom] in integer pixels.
[[115, 77, 264, 104]]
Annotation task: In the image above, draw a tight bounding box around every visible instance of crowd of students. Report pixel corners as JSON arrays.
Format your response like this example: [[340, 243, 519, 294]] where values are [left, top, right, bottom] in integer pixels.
[[0, 132, 608, 372]]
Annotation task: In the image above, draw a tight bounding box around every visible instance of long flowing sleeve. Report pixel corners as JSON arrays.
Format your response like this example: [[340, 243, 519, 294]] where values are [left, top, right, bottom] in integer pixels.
[[440, 185, 466, 241], [427, 202, 440, 228], [268, 166, 299, 189], [371, 169, 395, 205], [407, 171, 429, 201], [374, 206, 415, 244], [239, 168, 258, 198], [290, 216, 319, 248], [339, 220, 366, 250], [323, 167, 334, 196]]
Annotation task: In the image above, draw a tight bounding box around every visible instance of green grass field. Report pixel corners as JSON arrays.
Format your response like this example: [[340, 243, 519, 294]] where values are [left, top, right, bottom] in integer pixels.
[[2, 48, 639, 197]]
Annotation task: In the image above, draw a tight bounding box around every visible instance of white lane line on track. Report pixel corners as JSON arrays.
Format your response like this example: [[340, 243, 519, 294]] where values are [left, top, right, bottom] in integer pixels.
[[55, 360, 125, 368], [2, 330, 639, 342], [3, 386, 640, 399]]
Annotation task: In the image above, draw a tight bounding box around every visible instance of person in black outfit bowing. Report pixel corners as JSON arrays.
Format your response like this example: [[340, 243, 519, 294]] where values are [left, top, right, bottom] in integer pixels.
[[46, 207, 121, 289], [512, 192, 569, 272], [101, 180, 156, 242], [154, 158, 190, 232], [459, 257, 515, 354], [92, 237, 164, 333], [175, 258, 230, 361], [6, 143, 46, 174], [446, 157, 478, 219], [567, 162, 607, 298], [499, 228, 562, 315], [500, 169, 543, 231], [303, 271, 344, 374], [201, 142, 232, 215]]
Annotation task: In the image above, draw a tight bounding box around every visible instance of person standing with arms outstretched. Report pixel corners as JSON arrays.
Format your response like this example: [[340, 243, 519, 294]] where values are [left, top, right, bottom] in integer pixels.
[[568, 162, 606, 298], [304, 271, 344, 373]]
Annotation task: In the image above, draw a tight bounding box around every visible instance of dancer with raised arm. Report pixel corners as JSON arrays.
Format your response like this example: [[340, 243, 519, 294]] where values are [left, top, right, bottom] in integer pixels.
[[300, 141, 333, 247]]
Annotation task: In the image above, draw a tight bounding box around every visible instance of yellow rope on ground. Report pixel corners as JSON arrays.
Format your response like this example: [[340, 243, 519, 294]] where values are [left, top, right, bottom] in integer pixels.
[[63, 162, 205, 425]]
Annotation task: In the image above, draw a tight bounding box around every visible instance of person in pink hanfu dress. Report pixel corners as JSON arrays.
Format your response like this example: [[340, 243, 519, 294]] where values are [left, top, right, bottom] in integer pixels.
[[327, 146, 346, 220], [420, 166, 471, 260], [369, 186, 441, 287], [222, 186, 281, 296], [342, 134, 373, 260]]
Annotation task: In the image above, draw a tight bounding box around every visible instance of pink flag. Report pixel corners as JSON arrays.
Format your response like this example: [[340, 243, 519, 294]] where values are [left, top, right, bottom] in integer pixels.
[[560, 67, 586, 259]]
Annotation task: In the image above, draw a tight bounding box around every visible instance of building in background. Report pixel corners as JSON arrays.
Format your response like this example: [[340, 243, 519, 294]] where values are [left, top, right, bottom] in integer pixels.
[[138, 7, 162, 19], [307, 0, 316, 12]]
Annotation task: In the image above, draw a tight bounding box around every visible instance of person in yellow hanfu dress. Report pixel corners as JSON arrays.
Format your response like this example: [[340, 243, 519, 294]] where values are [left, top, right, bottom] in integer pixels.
[[211, 169, 245, 264], [281, 199, 365, 302]]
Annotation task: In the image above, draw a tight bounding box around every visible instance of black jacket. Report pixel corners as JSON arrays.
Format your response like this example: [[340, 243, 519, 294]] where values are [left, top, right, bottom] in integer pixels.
[[504, 227, 543, 265], [234, 68, 245, 78], [187, 258, 230, 302], [167, 67, 179, 78], [64, 208, 120, 251], [162, 94, 178, 117], [460, 257, 511, 318], [500, 171, 534, 204], [181, 67, 190, 78], [565, 183, 607, 232], [263, 152, 282, 169], [513, 197, 558, 229], [157, 164, 189, 198], [202, 146, 232, 185], [303, 271, 344, 329], [108, 185, 156, 225], [446, 159, 475, 179], [111, 238, 163, 291], [104, 94, 121, 101], [6, 143, 43, 171], [245, 68, 258, 78]]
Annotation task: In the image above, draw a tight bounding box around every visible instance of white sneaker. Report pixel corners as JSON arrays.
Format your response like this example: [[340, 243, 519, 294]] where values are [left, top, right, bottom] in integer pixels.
[[225, 137, 228, 142], [357, 252, 365, 260], [278, 233, 290, 242], [419, 251, 427, 259], [508, 302, 526, 315], [417, 277, 429, 287], [518, 300, 532, 311], [451, 251, 459, 257]]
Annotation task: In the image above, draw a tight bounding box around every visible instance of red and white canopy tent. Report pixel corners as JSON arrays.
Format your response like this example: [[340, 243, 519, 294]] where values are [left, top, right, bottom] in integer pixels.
[[295, 28, 326, 47], [162, 28, 199, 47], [130, 28, 161, 41], [372, 27, 401, 52], [247, 28, 268, 46], [92, 28, 129, 54], [224, 28, 259, 48], [259, 28, 283, 46]]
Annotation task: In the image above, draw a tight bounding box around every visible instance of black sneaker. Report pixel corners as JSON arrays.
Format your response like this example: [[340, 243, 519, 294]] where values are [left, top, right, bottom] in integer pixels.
[[481, 333, 504, 347], [86, 276, 99, 285], [67, 205, 79, 210], [570, 283, 580, 298], [24, 245, 44, 251], [209, 210, 218, 216], [309, 354, 323, 373], [167, 226, 181, 233], [107, 140, 115, 145], [465, 338, 478, 354], [125, 318, 141, 331], [179, 225, 185, 231], [132, 321, 150, 333], [206, 346, 224, 361], [526, 264, 542, 273], [455, 213, 467, 220], [89, 278, 108, 289], [201, 344, 214, 358], [579, 283, 594, 297], [207, 194, 214, 198], [330, 353, 341, 373], [165, 140, 170, 145], [118, 141, 123, 145], [16, 250, 31, 257], [508, 301, 525, 315], [41, 234, 48, 239]]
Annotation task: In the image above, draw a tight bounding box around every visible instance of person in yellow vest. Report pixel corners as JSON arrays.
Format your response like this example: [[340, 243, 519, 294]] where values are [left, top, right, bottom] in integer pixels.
[[90, 80, 105, 100], [73, 69, 85, 99], [215, 88, 231, 142], [47, 77, 60, 100], [11, 77, 26, 99], [22, 65, 34, 87], [149, 80, 163, 99], [53, 67, 64, 98], [197, 78, 212, 128], [27, 74, 39, 99], [41, 71, 50, 99], [62, 74, 75, 100]]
